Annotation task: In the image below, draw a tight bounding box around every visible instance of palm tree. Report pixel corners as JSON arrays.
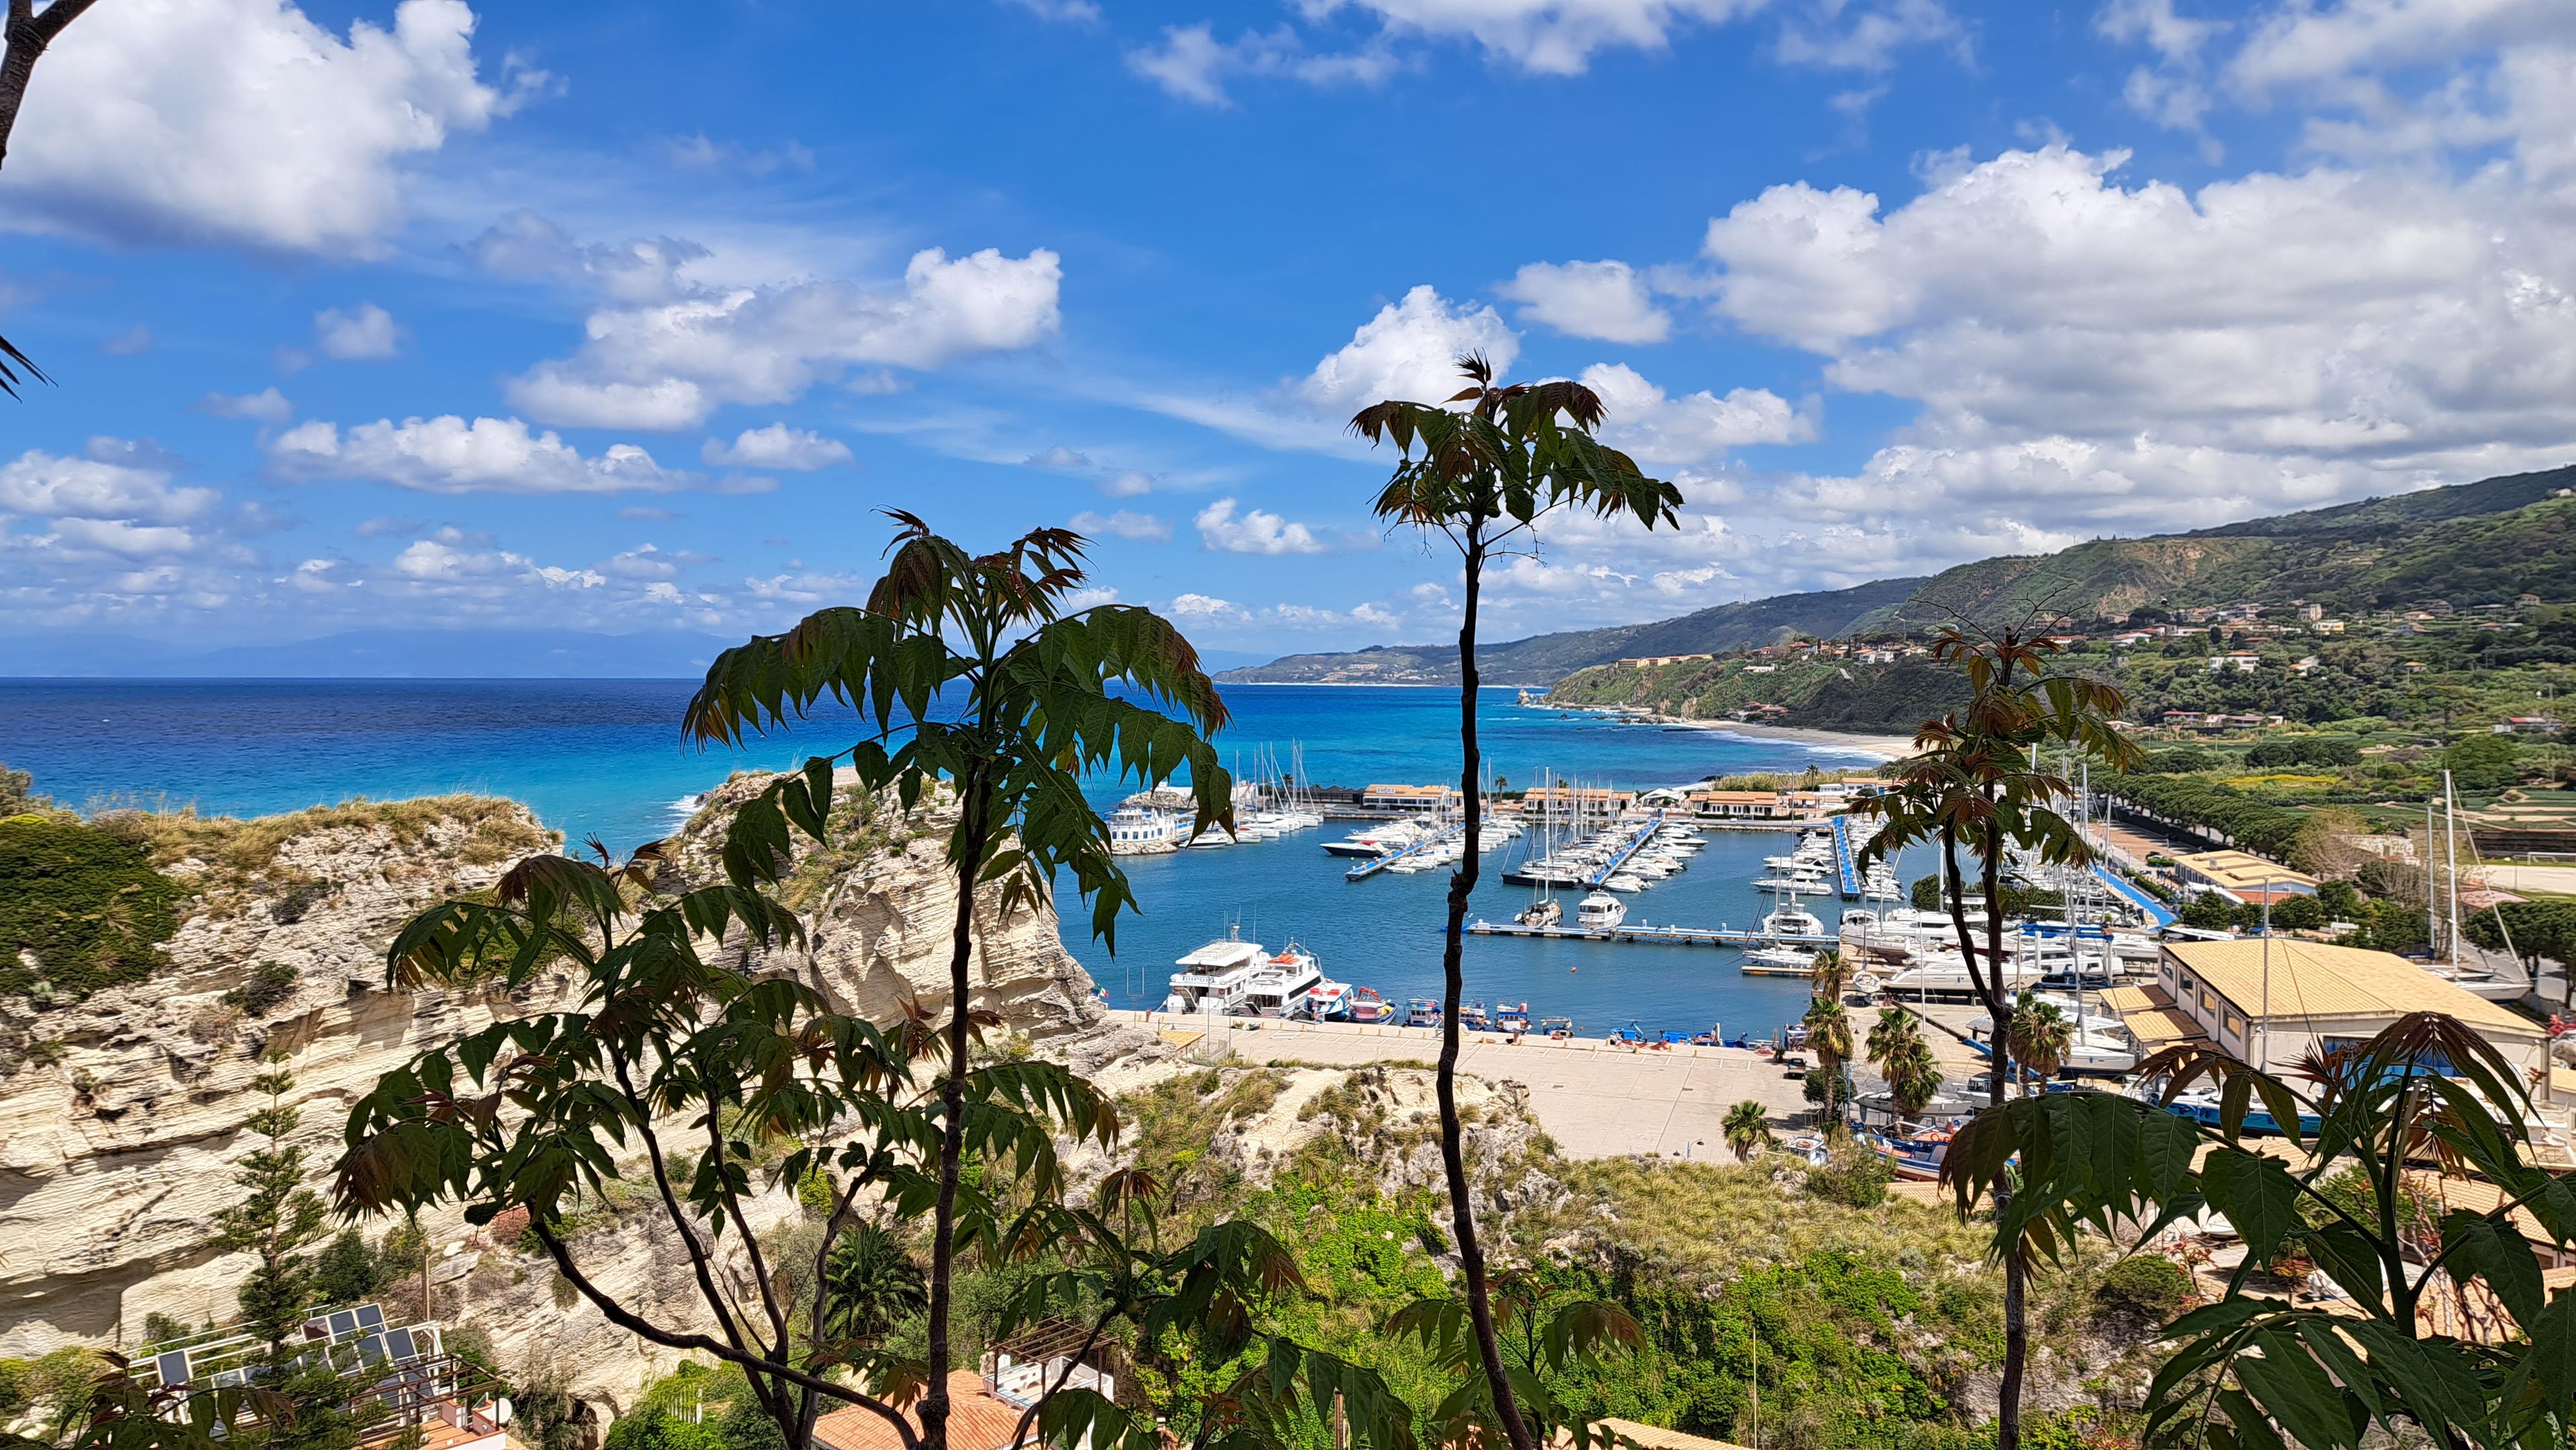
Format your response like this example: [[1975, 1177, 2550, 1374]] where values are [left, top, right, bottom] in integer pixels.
[[1888, 1037, 1943, 1119], [1350, 353, 1679, 1450], [1809, 948, 1851, 1003], [686, 513, 1232, 1450], [1723, 1100, 1774, 1162], [1801, 997, 1856, 1133], [821, 1223, 927, 1347], [1850, 622, 2139, 1450], [2007, 994, 2074, 1086]]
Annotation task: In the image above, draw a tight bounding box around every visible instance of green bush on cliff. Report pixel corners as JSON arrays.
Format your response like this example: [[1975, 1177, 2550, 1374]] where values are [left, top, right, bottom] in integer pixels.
[[0, 813, 186, 1005]]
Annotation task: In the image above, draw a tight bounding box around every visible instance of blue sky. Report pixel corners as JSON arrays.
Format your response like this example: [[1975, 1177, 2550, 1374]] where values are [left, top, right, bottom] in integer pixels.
[[4, 0, 2573, 666]]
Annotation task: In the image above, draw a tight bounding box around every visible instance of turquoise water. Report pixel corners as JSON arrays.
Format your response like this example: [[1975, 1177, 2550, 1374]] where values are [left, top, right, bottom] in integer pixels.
[[1, 679, 1892, 1036]]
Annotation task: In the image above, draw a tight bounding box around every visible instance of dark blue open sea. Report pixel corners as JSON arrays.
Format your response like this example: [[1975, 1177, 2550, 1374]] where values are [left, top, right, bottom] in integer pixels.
[[1, 680, 1904, 1038]]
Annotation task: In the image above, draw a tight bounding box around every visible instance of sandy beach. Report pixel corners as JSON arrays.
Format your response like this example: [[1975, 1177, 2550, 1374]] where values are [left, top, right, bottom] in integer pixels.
[[1617, 711, 1915, 760]]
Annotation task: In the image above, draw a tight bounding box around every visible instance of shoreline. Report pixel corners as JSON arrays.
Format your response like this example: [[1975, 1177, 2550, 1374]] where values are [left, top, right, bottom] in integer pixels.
[[1571, 706, 1913, 759]]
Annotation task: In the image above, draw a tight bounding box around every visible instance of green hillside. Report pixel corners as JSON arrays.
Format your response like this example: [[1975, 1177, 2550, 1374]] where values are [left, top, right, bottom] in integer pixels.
[[1226, 463, 2576, 688], [1860, 463, 2576, 631]]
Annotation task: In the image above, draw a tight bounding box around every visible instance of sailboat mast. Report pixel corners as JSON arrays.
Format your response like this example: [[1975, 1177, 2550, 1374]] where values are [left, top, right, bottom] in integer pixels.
[[2443, 769, 2463, 965]]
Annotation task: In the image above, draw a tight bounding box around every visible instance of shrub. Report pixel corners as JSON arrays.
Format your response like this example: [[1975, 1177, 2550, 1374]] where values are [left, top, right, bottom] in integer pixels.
[[1804, 1142, 1892, 1209], [2093, 1254, 2193, 1317], [716, 1396, 786, 1450], [0, 816, 186, 1004], [310, 1228, 388, 1306], [223, 960, 301, 1017]]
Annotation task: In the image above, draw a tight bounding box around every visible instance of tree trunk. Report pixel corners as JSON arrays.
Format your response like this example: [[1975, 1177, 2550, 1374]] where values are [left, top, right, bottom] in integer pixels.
[[1, 1, 105, 173], [920, 778, 989, 1450], [1980, 822, 2023, 1450], [1442, 530, 1535, 1450]]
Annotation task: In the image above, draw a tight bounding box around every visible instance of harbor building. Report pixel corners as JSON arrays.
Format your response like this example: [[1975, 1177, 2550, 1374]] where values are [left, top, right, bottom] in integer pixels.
[[1686, 788, 1792, 820], [2102, 940, 2550, 1084], [1356, 783, 1461, 813], [2169, 849, 2318, 905]]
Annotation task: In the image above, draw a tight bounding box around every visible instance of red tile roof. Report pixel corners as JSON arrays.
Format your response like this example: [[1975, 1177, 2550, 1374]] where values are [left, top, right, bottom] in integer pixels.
[[812, 1372, 1028, 1450]]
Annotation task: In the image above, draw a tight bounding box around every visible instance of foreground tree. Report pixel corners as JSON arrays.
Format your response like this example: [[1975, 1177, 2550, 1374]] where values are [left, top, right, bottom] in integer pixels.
[[1948, 1013, 2576, 1449], [215, 1050, 329, 1355], [1350, 354, 1679, 1450], [684, 513, 1236, 1448], [342, 516, 1248, 1450], [1854, 624, 2139, 1450]]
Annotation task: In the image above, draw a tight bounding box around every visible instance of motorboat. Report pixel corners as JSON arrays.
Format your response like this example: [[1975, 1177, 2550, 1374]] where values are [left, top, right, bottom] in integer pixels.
[[1576, 892, 1627, 930], [2165, 1086, 2319, 1137], [1742, 945, 1817, 974], [1604, 873, 1647, 893], [1304, 977, 1355, 1020], [1762, 900, 1825, 937], [1322, 821, 1427, 858], [1238, 944, 1326, 1017], [1845, 971, 1882, 1002], [1881, 954, 2049, 999], [1158, 933, 1272, 1015], [1345, 986, 1396, 1023]]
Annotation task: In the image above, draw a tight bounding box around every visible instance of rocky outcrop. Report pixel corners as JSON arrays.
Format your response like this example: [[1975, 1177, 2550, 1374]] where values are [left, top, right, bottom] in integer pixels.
[[0, 780, 1159, 1412]]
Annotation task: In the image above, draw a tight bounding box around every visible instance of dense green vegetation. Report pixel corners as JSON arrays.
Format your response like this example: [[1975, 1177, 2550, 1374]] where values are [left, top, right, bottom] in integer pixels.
[[0, 811, 186, 1005], [718, 1062, 2158, 1450]]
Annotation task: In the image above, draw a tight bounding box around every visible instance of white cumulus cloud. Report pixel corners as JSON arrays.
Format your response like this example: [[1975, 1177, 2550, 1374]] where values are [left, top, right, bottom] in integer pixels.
[[1497, 260, 1671, 343], [0, 0, 543, 254], [1195, 497, 1329, 555], [1578, 364, 1812, 465], [506, 247, 1064, 430], [702, 424, 854, 469], [1297, 284, 1519, 412], [315, 303, 402, 360], [268, 416, 704, 494]]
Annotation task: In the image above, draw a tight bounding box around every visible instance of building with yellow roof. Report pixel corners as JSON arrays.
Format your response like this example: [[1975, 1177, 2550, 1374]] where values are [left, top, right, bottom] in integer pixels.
[[2137, 940, 2546, 1078], [2171, 850, 2318, 904]]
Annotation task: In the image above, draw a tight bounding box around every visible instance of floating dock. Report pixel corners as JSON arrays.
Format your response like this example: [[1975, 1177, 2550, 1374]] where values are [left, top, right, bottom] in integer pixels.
[[1582, 818, 1667, 888], [1344, 822, 1464, 881], [1468, 919, 1839, 948], [1830, 816, 1864, 899], [2090, 865, 2177, 929]]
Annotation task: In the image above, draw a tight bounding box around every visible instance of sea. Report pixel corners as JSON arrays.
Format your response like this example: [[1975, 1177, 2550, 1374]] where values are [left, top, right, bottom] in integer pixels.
[[0, 679, 1904, 1040]]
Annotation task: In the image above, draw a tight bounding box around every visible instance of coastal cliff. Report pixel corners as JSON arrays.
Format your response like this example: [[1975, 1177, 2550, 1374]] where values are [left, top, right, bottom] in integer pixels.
[[0, 778, 1155, 1412]]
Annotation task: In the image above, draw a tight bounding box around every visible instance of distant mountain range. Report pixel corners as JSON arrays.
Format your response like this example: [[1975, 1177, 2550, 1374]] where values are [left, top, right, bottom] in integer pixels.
[[1220, 463, 2576, 687]]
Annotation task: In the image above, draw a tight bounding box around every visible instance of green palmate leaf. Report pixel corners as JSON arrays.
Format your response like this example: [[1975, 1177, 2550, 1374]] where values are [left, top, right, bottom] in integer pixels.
[[2235, 1327, 2363, 1450], [2203, 1148, 2303, 1270], [2440, 1209, 2547, 1331]]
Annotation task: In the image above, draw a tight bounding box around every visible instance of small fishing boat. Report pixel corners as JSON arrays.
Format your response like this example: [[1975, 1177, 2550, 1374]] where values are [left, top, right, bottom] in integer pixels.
[[1539, 1015, 1574, 1040], [1865, 1126, 1953, 1180], [1404, 997, 1444, 1029], [1458, 1001, 1491, 1032], [1494, 1001, 1531, 1034], [1346, 986, 1396, 1024], [1609, 1020, 1648, 1044]]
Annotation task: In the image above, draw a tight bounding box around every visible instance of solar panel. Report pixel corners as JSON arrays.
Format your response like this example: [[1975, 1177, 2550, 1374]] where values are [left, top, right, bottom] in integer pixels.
[[386, 1329, 417, 1363], [155, 1351, 189, 1388], [355, 1304, 386, 1333], [329, 1310, 359, 1340], [356, 1334, 386, 1366]]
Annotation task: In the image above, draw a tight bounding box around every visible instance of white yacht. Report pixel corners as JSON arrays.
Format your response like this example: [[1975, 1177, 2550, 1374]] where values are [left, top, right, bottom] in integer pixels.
[[1240, 942, 1326, 1017], [1882, 955, 2050, 999], [1742, 944, 1817, 973], [1760, 880, 1823, 938], [1321, 821, 1427, 858], [1158, 933, 1272, 1014], [1604, 872, 1648, 893], [1576, 891, 1627, 930]]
